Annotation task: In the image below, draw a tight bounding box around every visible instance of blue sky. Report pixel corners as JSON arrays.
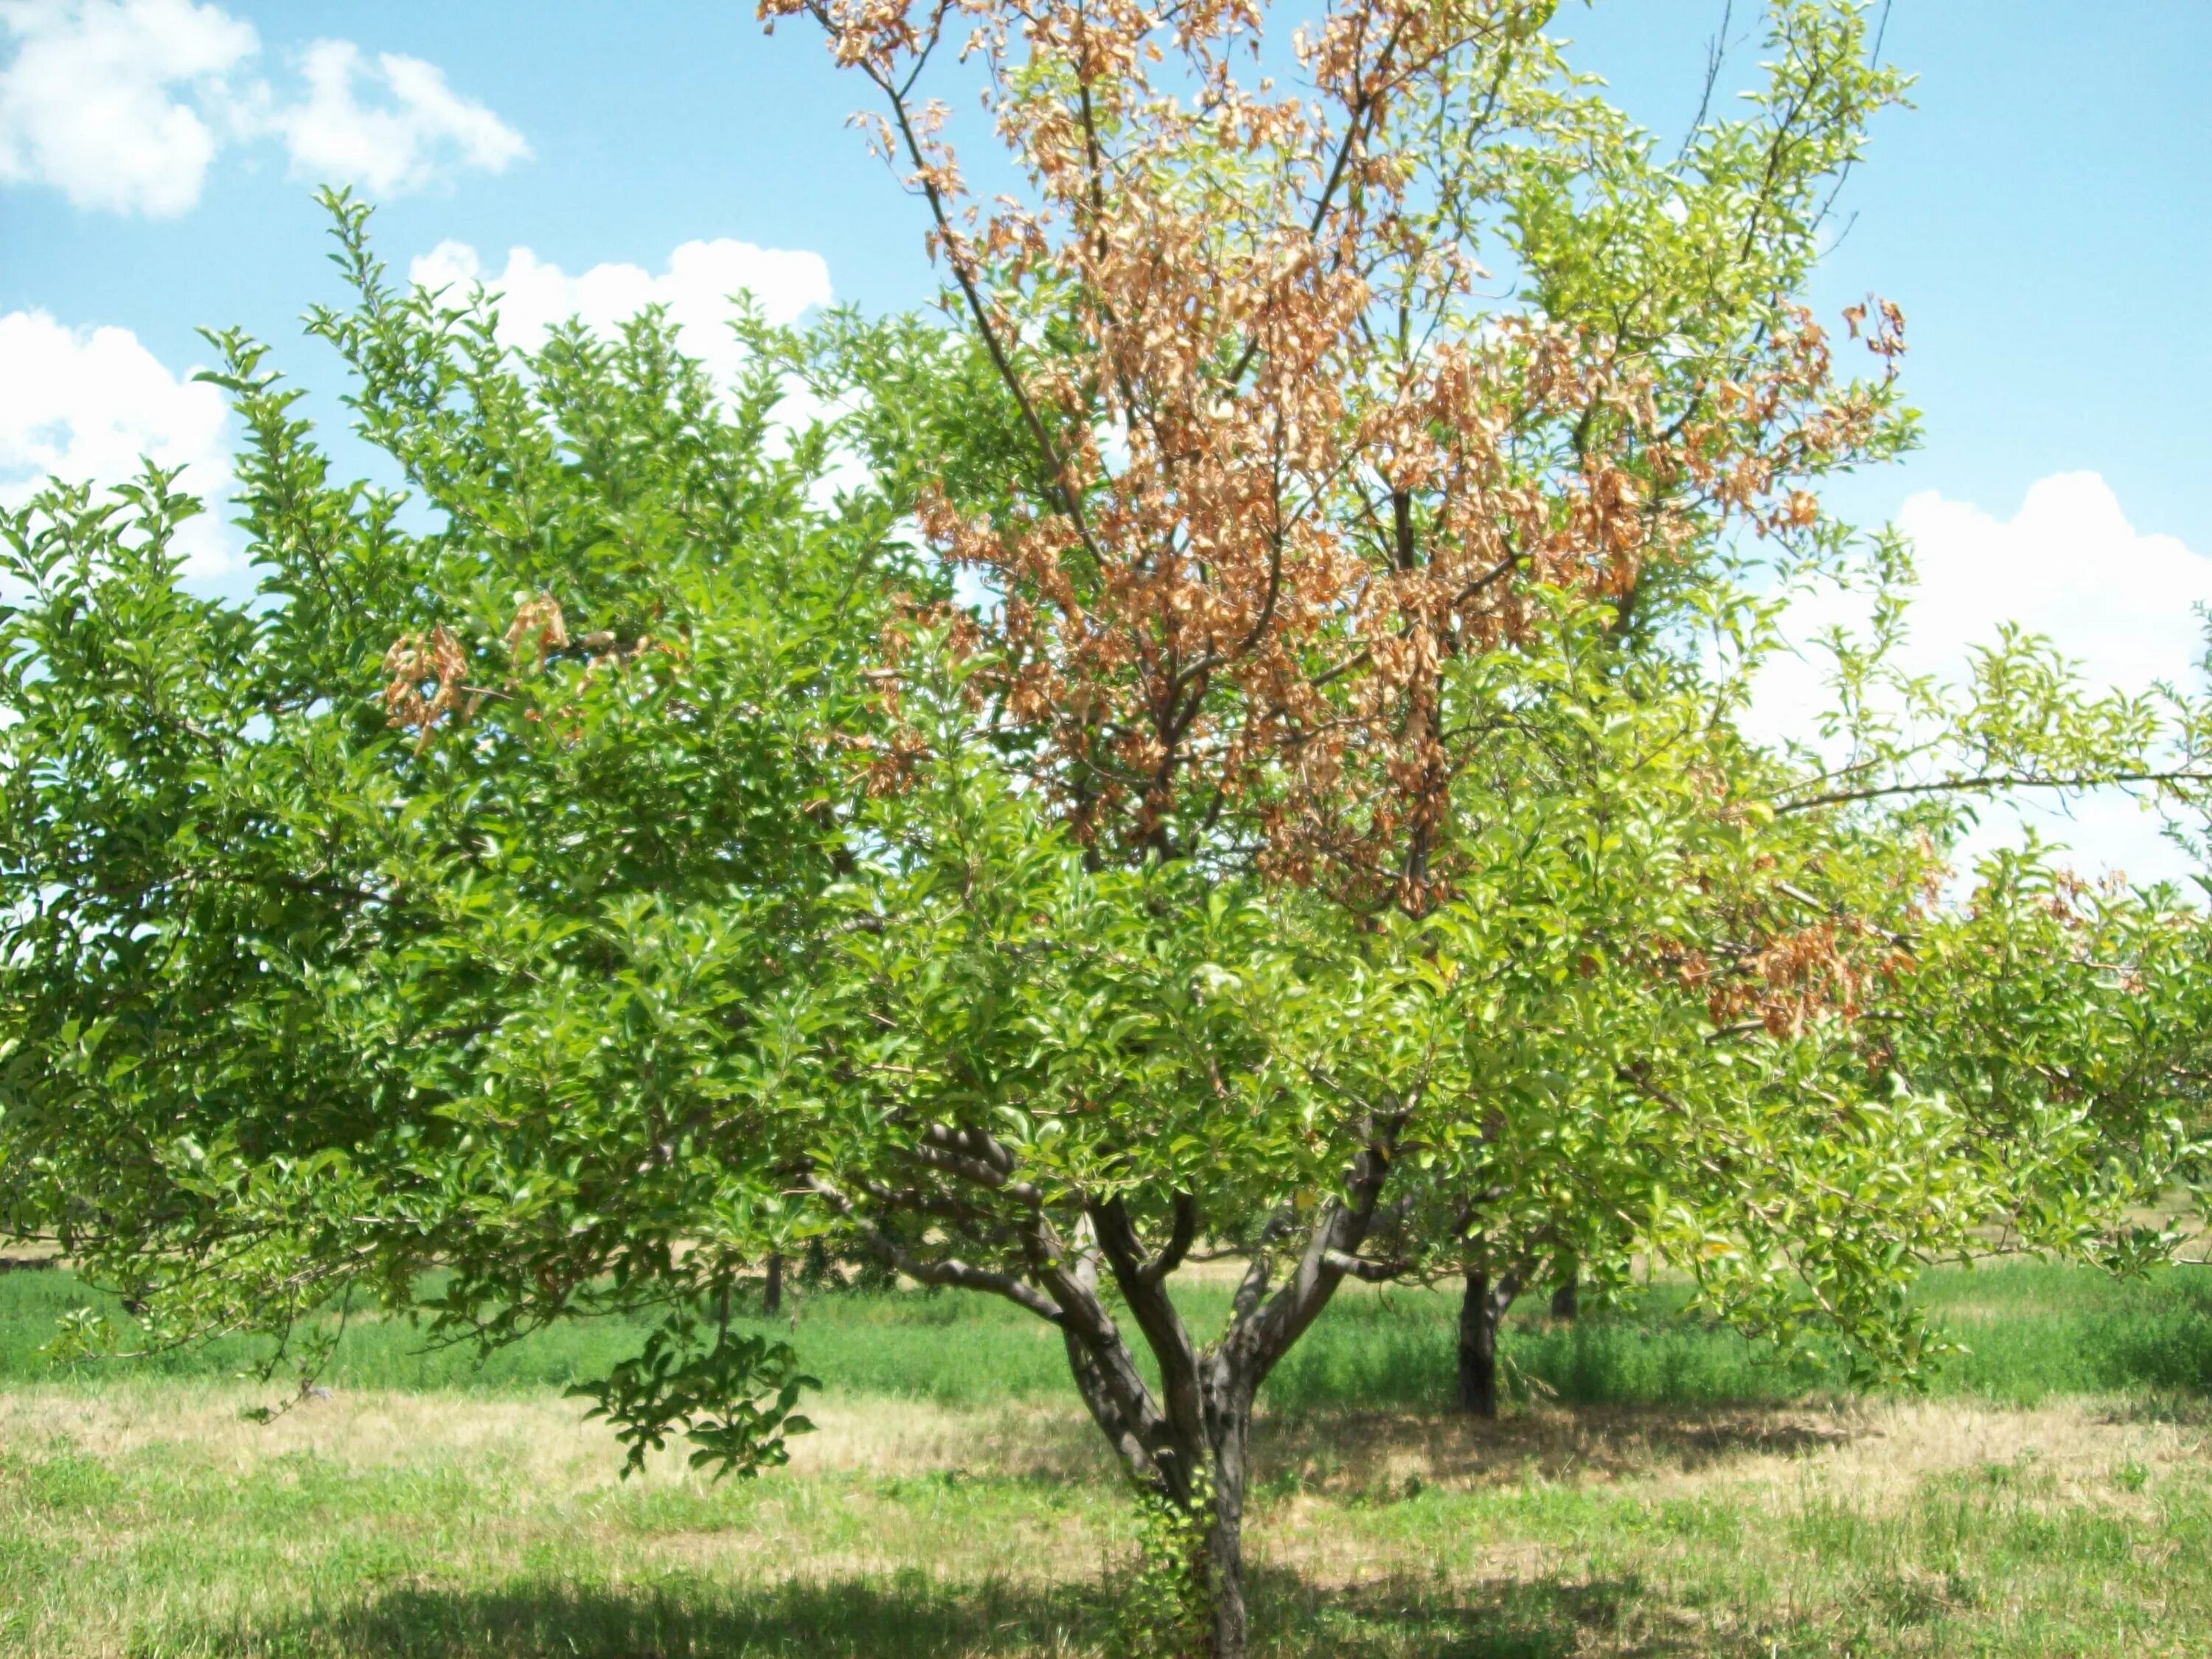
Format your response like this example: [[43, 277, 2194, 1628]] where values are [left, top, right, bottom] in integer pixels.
[[4, 0, 2209, 876]]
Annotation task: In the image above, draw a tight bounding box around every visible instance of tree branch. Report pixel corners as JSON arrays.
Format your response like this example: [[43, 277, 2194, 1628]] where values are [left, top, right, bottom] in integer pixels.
[[843, 38, 1107, 569], [1777, 767, 2212, 815], [1138, 1191, 1197, 1287], [1224, 1113, 1405, 1385], [804, 1173, 1065, 1324], [1321, 1248, 1408, 1282]]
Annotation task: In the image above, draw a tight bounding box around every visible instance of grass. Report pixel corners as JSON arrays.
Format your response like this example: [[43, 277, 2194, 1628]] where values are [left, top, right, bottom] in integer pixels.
[[9, 1257, 2212, 1409], [3, 1259, 2211, 1655]]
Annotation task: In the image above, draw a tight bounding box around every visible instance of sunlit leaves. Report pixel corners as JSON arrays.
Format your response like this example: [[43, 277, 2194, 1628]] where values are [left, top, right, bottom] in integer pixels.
[[0, 193, 921, 1465]]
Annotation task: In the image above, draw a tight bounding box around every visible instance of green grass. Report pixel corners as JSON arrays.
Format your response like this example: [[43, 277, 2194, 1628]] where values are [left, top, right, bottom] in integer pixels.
[[7, 1257, 2211, 1410], [4, 1258, 2211, 1656]]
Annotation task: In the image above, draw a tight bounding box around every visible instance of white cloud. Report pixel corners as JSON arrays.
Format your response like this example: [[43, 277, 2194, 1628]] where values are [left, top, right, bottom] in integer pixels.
[[1888, 474, 2211, 695], [408, 239, 833, 386], [0, 307, 234, 580], [1757, 471, 2212, 885], [265, 39, 527, 198], [0, 0, 524, 217], [0, 0, 255, 216]]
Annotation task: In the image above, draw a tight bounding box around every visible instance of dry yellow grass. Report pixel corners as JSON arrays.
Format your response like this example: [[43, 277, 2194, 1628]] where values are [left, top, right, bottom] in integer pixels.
[[6, 1380, 2193, 1541], [6, 1379, 2208, 1656], [1251, 1396, 2201, 1589], [0, 1380, 1115, 1486]]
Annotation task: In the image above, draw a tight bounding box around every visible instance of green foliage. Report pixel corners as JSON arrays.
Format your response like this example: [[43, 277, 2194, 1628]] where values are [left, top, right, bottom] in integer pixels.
[[1116, 1466, 1215, 1658], [788, 0, 2212, 1452], [0, 189, 929, 1469], [4, 4, 2212, 1559], [569, 1312, 816, 1481]]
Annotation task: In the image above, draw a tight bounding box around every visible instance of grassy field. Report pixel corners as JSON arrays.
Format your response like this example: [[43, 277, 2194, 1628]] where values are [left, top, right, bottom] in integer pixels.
[[3, 1261, 2211, 1655]]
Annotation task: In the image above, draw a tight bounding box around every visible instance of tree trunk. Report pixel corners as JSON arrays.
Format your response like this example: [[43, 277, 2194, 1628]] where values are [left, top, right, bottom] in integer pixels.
[[762, 1252, 784, 1316], [1066, 1341, 1259, 1656], [1043, 1141, 1399, 1658], [1199, 1388, 1252, 1659], [1550, 1267, 1578, 1321], [1455, 1268, 1521, 1417], [827, 1117, 1398, 1659]]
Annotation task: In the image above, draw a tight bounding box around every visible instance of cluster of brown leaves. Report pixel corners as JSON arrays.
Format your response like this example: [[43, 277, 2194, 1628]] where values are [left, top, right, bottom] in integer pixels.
[[381, 626, 468, 751], [503, 591, 570, 667], [383, 595, 686, 751], [1666, 918, 1913, 1041], [849, 594, 986, 796], [775, 0, 1905, 910]]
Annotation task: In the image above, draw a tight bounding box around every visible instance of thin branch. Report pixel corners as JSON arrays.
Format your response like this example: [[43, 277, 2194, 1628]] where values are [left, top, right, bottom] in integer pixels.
[[1220, 10, 1417, 388], [1321, 1248, 1408, 1282], [1138, 1191, 1197, 1287], [804, 1173, 1065, 1324], [1679, 0, 1736, 156], [1778, 767, 2212, 815], [836, 24, 1106, 569]]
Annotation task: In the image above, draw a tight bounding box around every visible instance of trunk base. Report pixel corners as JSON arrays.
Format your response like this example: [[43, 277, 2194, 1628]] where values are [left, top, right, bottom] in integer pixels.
[[1456, 1269, 1520, 1417]]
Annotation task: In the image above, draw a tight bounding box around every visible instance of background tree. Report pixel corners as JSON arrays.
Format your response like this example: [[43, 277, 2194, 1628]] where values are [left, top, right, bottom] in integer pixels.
[[0, 195, 918, 1473]]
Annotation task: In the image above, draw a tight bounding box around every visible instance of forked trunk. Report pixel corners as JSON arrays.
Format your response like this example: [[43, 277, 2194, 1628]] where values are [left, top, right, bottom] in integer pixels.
[[1024, 1139, 1399, 1658], [1057, 1251, 1360, 1658], [1455, 1268, 1521, 1417]]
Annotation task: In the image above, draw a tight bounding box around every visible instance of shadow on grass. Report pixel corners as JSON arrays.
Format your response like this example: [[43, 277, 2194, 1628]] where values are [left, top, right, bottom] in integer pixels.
[[217, 1575, 1091, 1658], [195, 1570, 1697, 1658], [2095, 1391, 2212, 1428], [1253, 1400, 1862, 1498]]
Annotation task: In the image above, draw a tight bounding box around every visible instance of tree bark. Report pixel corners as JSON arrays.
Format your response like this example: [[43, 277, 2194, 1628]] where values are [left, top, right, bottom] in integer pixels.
[[762, 1252, 784, 1316], [1455, 1267, 1521, 1417], [1073, 1155, 1396, 1657], [1196, 1372, 1253, 1659], [1060, 1317, 1262, 1655]]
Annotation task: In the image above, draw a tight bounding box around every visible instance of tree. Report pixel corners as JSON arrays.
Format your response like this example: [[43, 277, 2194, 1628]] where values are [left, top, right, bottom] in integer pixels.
[[764, 0, 2206, 1650], [1430, 824, 2212, 1421], [0, 194, 917, 1475], [4, 8, 2205, 1658]]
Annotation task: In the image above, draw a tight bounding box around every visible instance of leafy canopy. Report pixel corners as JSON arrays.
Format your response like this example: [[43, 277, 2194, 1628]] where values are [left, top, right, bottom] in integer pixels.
[[1, 17, 2208, 1624], [0, 192, 917, 1470]]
